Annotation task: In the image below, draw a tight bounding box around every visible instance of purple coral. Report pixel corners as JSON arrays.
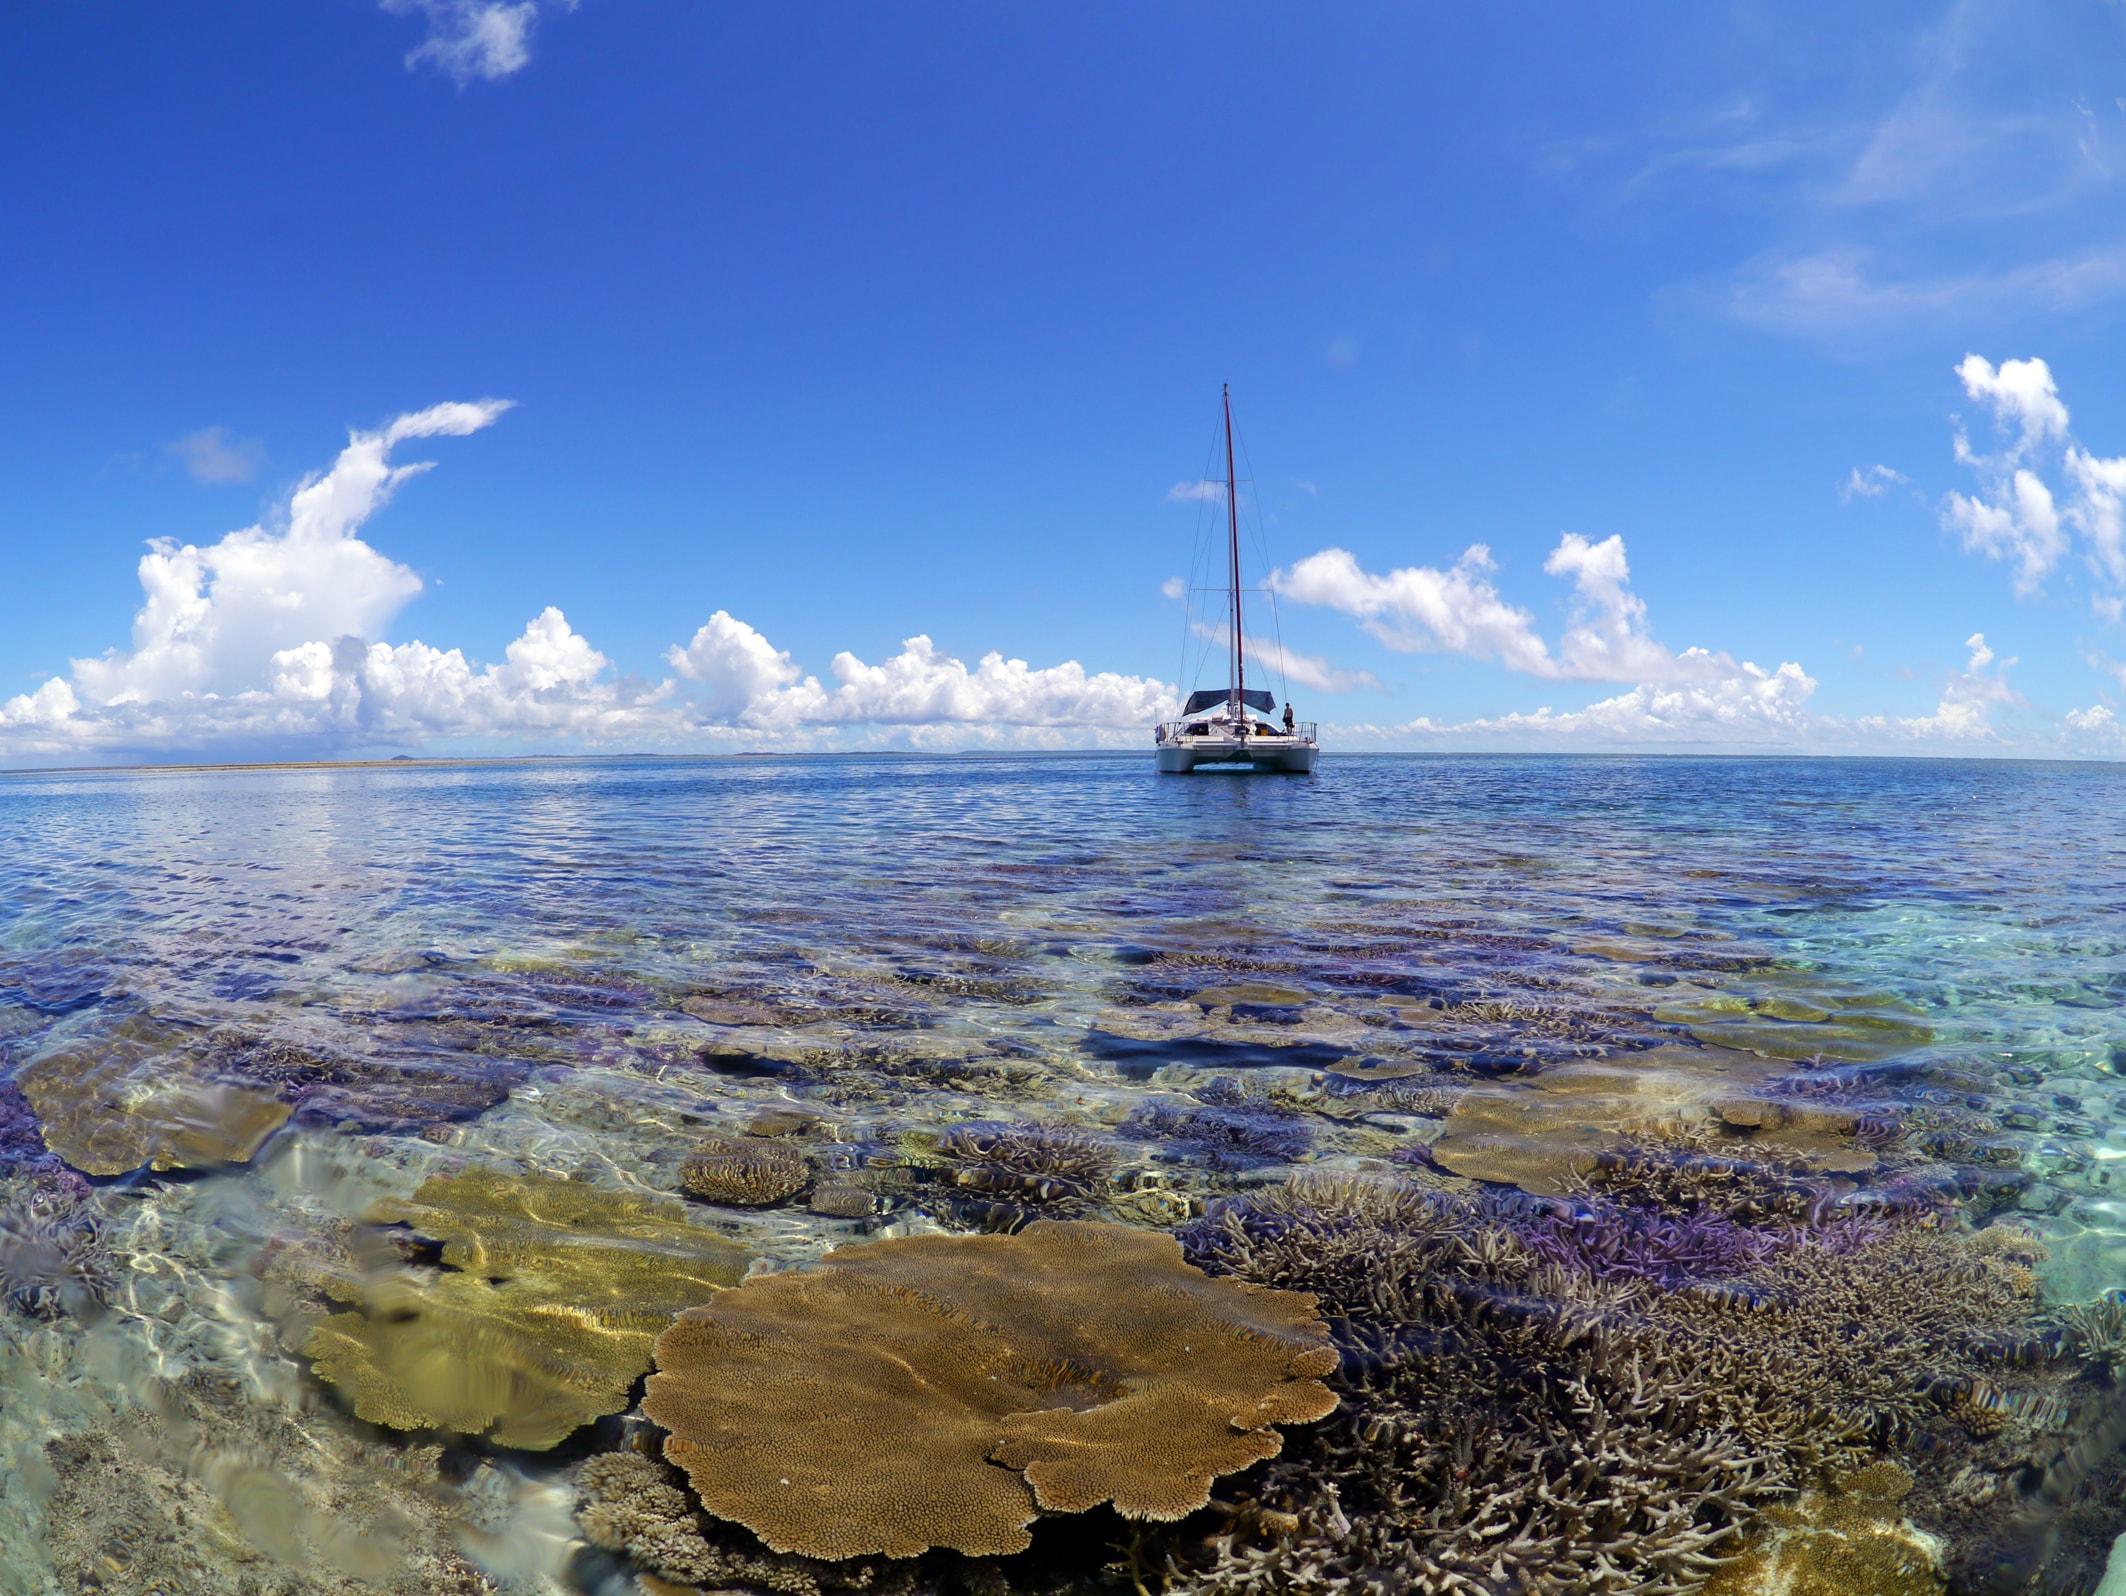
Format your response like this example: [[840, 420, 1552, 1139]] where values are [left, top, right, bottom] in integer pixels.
[[1510, 1197, 1895, 1291], [0, 1081, 64, 1177], [1119, 1099, 1311, 1169], [1514, 1202, 1780, 1289]]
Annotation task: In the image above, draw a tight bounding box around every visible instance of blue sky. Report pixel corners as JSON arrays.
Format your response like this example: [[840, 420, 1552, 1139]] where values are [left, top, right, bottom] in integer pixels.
[[5, 1, 2126, 758]]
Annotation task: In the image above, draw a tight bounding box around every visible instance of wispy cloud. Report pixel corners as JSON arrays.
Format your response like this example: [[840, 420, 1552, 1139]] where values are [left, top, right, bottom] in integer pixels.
[[1719, 240, 2126, 341], [383, 0, 549, 84], [1839, 463, 1908, 501], [1164, 480, 1226, 505], [1561, 1, 2126, 339], [1187, 623, 1379, 695], [166, 426, 264, 486]]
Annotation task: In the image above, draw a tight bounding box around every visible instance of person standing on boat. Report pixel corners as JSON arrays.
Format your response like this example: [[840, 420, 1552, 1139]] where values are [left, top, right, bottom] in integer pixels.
[[1283, 702, 1296, 734]]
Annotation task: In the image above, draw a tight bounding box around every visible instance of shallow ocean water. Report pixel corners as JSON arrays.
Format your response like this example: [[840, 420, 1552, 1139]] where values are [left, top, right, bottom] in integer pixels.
[[0, 753, 2124, 1595]]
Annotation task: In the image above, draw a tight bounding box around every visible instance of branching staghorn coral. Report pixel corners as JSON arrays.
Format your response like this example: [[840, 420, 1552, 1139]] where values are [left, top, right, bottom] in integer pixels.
[[1164, 1175, 2073, 1596], [0, 1175, 111, 1316], [2055, 1291, 2126, 1373], [1119, 1100, 1311, 1171], [642, 1219, 1337, 1560], [937, 1119, 1116, 1202]]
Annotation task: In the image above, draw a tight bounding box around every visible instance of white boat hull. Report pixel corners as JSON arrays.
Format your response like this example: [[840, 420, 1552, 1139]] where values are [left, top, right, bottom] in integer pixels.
[[1156, 736, 1316, 774]]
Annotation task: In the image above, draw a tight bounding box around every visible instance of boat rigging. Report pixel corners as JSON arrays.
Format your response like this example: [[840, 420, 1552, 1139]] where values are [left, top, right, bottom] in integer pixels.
[[1154, 386, 1318, 775]]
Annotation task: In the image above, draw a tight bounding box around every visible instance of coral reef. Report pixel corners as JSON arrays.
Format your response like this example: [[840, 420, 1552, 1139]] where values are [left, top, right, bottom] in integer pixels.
[[0, 1174, 111, 1316], [1119, 1098, 1311, 1171], [17, 1018, 291, 1177], [680, 1134, 813, 1205], [577, 1450, 915, 1595], [208, 1030, 521, 1134], [302, 1166, 749, 1448], [1702, 1462, 1945, 1596], [643, 1219, 1336, 1559], [1650, 974, 1933, 1064], [39, 1367, 494, 1595], [0, 1080, 65, 1175], [1161, 1175, 2077, 1596], [937, 1119, 1115, 1202], [1424, 1050, 1884, 1199], [2057, 1291, 2126, 1372]]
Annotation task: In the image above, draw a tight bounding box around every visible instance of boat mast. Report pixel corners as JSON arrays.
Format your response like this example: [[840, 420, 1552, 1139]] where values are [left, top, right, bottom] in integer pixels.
[[1224, 384, 1244, 720]]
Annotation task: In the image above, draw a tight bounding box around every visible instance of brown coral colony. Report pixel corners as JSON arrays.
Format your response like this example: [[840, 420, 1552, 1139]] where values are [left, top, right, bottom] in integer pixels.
[[641, 1219, 1338, 1559], [681, 1133, 812, 1205]]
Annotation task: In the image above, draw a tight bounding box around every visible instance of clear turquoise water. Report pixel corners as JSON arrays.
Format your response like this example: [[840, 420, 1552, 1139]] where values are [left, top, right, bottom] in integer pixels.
[[0, 753, 2122, 1593]]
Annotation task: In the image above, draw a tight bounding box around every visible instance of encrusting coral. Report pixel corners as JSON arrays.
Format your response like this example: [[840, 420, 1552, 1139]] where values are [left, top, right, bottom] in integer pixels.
[[642, 1219, 1337, 1560], [1158, 1174, 2076, 1596], [17, 1018, 291, 1178], [680, 1133, 812, 1205], [301, 1166, 749, 1449], [1702, 1462, 1945, 1596]]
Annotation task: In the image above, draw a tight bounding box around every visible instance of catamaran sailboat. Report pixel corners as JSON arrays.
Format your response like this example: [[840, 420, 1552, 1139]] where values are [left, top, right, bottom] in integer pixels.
[[1154, 387, 1319, 774]]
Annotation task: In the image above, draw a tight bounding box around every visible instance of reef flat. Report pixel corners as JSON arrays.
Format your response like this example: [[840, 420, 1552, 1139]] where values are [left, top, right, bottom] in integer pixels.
[[0, 753, 2122, 1595]]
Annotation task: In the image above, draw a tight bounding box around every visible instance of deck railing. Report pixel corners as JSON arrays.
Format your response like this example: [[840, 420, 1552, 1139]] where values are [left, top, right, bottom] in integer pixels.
[[1155, 721, 1317, 744]]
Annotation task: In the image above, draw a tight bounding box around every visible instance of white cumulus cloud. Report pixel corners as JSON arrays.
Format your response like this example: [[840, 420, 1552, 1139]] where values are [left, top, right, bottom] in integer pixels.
[[0, 404, 1181, 759], [1946, 354, 2126, 604], [71, 401, 511, 708], [753, 638, 1177, 732], [1446, 663, 1819, 745], [1272, 532, 1779, 691], [1874, 631, 2021, 740], [1271, 545, 1555, 675]]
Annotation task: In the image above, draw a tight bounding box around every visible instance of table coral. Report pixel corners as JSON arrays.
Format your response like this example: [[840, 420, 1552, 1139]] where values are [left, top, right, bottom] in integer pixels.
[[17, 1019, 291, 1178], [303, 1166, 749, 1449], [642, 1219, 1337, 1560]]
